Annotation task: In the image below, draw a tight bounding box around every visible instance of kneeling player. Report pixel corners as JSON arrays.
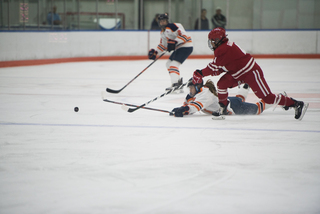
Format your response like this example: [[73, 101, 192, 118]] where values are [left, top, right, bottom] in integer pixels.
[[171, 78, 270, 118]]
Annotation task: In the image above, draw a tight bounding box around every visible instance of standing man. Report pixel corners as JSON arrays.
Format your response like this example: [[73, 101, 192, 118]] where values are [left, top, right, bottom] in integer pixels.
[[211, 7, 226, 29], [194, 9, 209, 30], [148, 13, 193, 92], [47, 5, 61, 25], [192, 27, 308, 120]]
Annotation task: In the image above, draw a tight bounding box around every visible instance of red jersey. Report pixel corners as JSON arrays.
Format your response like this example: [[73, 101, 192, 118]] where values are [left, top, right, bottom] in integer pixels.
[[202, 41, 256, 79]]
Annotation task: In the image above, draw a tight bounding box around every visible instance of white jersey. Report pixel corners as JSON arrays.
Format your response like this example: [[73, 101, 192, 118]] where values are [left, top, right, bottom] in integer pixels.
[[183, 87, 221, 115], [156, 23, 193, 53]]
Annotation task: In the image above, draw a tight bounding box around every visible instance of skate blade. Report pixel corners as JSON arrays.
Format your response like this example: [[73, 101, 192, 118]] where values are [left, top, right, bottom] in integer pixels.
[[212, 115, 225, 120], [298, 102, 309, 121]]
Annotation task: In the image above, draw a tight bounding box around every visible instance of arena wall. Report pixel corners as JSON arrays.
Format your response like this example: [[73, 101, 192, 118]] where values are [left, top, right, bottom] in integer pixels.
[[0, 30, 319, 67]]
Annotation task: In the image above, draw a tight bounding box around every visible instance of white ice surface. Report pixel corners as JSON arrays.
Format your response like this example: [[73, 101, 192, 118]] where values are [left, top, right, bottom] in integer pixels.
[[1, 58, 320, 214]]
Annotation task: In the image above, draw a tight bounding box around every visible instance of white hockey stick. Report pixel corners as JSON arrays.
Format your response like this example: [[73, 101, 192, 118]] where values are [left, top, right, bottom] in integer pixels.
[[124, 79, 191, 113]]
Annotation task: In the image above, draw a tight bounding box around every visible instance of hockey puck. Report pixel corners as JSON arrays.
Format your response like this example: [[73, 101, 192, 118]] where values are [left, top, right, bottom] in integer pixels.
[[74, 107, 79, 112]]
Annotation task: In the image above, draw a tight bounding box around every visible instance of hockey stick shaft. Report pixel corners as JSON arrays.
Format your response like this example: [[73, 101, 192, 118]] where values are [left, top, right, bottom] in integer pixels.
[[101, 92, 171, 114], [106, 52, 166, 94], [126, 79, 191, 113]]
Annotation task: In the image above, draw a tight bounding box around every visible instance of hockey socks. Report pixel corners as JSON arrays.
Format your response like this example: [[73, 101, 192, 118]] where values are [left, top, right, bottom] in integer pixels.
[[255, 100, 272, 115]]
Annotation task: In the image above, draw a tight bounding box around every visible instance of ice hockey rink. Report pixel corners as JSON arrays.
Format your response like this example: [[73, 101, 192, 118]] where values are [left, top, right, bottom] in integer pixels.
[[1, 58, 320, 214]]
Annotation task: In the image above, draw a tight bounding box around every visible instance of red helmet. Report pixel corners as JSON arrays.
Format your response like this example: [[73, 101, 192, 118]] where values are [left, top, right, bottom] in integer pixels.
[[208, 27, 227, 41], [208, 27, 228, 50]]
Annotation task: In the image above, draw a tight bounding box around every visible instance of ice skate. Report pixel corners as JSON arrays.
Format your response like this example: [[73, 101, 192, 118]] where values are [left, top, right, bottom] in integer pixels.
[[236, 83, 250, 101], [243, 83, 249, 89], [166, 78, 184, 93], [292, 99, 309, 120], [219, 101, 233, 115], [211, 111, 225, 120]]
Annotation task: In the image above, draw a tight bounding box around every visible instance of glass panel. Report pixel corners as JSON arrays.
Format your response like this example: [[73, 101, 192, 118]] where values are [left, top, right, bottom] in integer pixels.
[[201, 0, 227, 30], [0, 0, 319, 31]]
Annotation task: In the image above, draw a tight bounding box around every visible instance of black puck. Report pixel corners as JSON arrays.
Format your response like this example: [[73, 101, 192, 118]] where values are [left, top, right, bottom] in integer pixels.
[[74, 107, 79, 112]]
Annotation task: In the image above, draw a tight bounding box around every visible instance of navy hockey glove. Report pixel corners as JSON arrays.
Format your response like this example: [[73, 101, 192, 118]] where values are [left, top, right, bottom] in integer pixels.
[[148, 49, 158, 60], [172, 106, 189, 117], [167, 39, 177, 52], [193, 69, 203, 85]]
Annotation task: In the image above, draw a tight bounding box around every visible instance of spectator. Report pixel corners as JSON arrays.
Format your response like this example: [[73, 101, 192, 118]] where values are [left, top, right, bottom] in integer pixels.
[[150, 14, 161, 30], [194, 9, 209, 30], [47, 6, 61, 25], [211, 7, 226, 29]]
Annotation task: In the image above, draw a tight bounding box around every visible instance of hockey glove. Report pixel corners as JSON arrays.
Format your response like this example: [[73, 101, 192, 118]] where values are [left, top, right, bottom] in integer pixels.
[[172, 106, 189, 117], [193, 69, 204, 85], [167, 39, 177, 52], [148, 49, 158, 60]]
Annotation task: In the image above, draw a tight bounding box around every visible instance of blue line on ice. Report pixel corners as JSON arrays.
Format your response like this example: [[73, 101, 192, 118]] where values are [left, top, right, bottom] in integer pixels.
[[1, 122, 319, 133]]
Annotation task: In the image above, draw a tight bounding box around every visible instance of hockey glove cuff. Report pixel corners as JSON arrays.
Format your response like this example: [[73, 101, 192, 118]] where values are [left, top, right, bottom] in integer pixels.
[[167, 39, 177, 52], [148, 49, 158, 60]]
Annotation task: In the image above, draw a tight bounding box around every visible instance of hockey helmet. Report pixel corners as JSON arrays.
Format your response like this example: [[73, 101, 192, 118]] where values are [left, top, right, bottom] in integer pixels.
[[158, 13, 169, 28], [208, 27, 228, 50], [187, 78, 203, 95], [158, 13, 169, 21]]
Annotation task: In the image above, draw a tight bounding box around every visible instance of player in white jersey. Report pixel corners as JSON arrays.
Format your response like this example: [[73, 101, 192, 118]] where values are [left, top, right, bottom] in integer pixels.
[[171, 78, 271, 117], [148, 13, 193, 92]]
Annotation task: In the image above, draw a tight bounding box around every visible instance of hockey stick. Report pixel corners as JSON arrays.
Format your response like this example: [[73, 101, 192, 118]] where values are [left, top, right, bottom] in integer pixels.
[[106, 51, 167, 94], [101, 91, 172, 114], [124, 79, 191, 113]]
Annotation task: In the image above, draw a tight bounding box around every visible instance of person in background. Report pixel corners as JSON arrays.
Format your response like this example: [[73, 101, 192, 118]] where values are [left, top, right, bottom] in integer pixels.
[[150, 14, 161, 30], [211, 7, 226, 29], [194, 9, 209, 30], [148, 13, 193, 92], [47, 5, 61, 25], [192, 27, 309, 120]]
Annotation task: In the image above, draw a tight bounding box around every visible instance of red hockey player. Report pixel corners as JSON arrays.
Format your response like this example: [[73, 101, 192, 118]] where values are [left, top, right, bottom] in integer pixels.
[[192, 27, 308, 120]]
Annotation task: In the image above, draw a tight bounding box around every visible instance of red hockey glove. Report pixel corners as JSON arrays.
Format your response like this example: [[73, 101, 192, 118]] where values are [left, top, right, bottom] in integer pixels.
[[192, 69, 203, 85], [148, 49, 158, 60], [167, 39, 177, 52]]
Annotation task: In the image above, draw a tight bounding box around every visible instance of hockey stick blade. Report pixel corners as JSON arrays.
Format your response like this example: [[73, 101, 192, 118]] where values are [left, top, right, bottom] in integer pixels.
[[125, 79, 191, 113], [101, 91, 172, 114], [105, 52, 166, 94], [106, 87, 124, 94]]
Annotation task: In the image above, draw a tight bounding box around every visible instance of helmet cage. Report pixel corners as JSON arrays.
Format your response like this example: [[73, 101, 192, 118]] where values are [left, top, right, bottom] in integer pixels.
[[187, 80, 203, 97], [208, 27, 227, 50], [208, 39, 214, 51], [208, 37, 226, 51]]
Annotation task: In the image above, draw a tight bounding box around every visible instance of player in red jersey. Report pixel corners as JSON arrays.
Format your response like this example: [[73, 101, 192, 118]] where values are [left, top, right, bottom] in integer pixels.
[[192, 27, 308, 120]]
